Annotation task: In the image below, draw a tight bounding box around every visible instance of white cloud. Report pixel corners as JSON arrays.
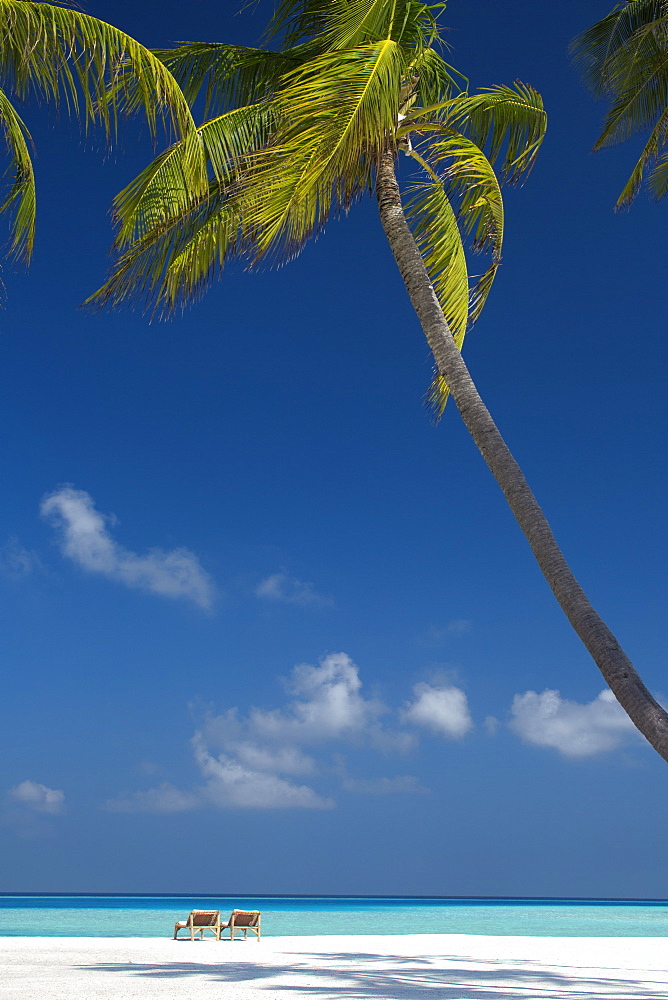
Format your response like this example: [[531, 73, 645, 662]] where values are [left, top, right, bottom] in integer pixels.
[[193, 739, 333, 810], [41, 486, 214, 608], [105, 783, 200, 813], [402, 682, 473, 739], [0, 536, 42, 580], [193, 654, 410, 807], [255, 571, 333, 607], [509, 688, 640, 757], [245, 653, 388, 745], [233, 742, 316, 776], [9, 780, 65, 814], [111, 653, 427, 812]]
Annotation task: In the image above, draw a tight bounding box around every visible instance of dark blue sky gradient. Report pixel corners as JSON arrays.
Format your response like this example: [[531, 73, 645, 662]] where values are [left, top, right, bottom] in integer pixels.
[[0, 0, 666, 896]]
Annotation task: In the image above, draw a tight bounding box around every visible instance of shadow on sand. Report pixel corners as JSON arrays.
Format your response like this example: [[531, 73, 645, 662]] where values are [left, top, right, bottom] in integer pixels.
[[78, 948, 668, 999]]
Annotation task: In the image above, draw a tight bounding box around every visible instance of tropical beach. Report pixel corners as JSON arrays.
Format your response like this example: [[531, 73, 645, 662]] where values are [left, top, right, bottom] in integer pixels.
[[5, 933, 668, 1000], [2, 1, 668, 999], [3, 897, 668, 998]]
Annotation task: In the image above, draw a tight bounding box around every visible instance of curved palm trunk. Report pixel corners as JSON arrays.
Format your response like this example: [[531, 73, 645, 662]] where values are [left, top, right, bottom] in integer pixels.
[[375, 148, 668, 762]]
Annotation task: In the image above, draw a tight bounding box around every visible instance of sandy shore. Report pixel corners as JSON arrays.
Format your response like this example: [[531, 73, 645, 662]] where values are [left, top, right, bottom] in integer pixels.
[[2, 934, 668, 999]]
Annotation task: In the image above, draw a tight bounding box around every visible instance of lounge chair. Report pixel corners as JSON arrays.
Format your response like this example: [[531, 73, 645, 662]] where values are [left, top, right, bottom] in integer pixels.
[[173, 910, 222, 940], [220, 909, 261, 941]]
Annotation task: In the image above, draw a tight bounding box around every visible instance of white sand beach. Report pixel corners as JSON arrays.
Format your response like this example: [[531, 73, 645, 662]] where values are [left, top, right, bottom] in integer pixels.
[[2, 934, 668, 1000]]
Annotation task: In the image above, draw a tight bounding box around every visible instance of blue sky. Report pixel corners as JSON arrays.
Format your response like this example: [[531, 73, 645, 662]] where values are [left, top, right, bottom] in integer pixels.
[[1, 0, 667, 897]]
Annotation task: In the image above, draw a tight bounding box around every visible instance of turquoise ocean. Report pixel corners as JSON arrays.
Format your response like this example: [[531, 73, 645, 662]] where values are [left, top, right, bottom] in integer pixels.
[[1, 895, 668, 937]]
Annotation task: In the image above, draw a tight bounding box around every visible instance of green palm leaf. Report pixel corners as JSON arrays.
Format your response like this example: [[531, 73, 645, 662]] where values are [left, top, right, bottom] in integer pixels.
[[647, 144, 668, 197], [572, 0, 668, 204], [615, 103, 668, 205], [112, 102, 275, 247], [408, 83, 546, 183], [0, 1, 200, 145], [244, 39, 409, 262], [572, 0, 668, 100], [86, 184, 242, 315], [404, 130, 504, 417], [150, 41, 314, 118], [407, 46, 465, 108], [593, 30, 668, 148], [404, 169, 469, 345], [268, 0, 442, 50], [426, 132, 504, 256], [0, 85, 35, 262], [0, 0, 209, 274]]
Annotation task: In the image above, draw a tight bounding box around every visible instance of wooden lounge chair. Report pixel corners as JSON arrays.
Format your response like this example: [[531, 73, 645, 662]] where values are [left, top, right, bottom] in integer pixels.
[[220, 909, 261, 941], [173, 910, 222, 940]]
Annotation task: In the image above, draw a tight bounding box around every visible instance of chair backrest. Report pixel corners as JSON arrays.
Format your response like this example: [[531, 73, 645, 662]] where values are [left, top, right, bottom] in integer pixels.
[[189, 910, 220, 927], [230, 910, 260, 927]]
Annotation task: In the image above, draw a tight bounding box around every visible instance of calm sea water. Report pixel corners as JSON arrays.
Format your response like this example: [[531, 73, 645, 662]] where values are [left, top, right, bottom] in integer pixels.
[[1, 895, 668, 937]]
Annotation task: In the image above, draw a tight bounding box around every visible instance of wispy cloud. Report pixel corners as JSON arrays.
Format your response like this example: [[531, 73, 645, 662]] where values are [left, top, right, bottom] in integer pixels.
[[333, 758, 429, 796], [509, 688, 640, 757], [105, 782, 200, 814], [255, 571, 333, 607], [193, 739, 334, 810], [41, 486, 214, 609], [242, 653, 390, 745], [106, 653, 428, 812], [9, 780, 65, 814], [421, 620, 473, 645], [402, 682, 473, 739], [0, 536, 42, 580]]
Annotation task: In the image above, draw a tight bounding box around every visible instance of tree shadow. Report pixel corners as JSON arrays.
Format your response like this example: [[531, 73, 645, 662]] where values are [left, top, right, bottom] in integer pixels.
[[80, 948, 668, 999]]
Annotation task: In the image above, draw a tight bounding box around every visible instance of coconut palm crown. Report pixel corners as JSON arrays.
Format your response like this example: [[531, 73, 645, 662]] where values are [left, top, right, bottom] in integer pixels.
[[88, 0, 545, 418], [572, 0, 668, 208]]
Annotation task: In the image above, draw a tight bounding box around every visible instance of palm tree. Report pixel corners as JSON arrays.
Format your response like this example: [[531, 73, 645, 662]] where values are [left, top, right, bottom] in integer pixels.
[[572, 0, 668, 207], [83, 0, 668, 763], [0, 0, 206, 273]]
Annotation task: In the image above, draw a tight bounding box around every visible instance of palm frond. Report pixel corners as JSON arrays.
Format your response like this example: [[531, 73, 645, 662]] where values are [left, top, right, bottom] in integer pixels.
[[404, 167, 469, 347], [571, 0, 668, 97], [268, 0, 443, 50], [0, 0, 203, 157], [572, 1, 668, 202], [404, 133, 504, 416], [648, 144, 668, 196], [149, 41, 314, 118], [407, 46, 464, 108], [402, 153, 467, 418], [408, 82, 547, 183], [0, 85, 35, 262], [614, 103, 668, 205], [242, 38, 409, 262], [424, 131, 504, 257], [113, 102, 275, 247], [266, 0, 333, 47], [591, 33, 668, 148], [85, 183, 242, 315]]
